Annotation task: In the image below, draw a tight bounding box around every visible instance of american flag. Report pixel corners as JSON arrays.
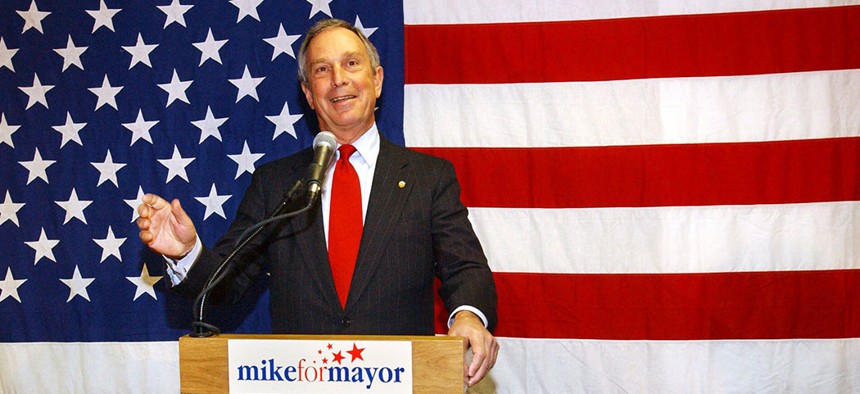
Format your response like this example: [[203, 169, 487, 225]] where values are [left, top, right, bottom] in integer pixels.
[[0, 0, 403, 391], [1, 0, 859, 392]]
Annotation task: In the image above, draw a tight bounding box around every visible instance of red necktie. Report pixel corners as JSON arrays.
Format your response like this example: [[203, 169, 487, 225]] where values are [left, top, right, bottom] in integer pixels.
[[328, 144, 362, 308]]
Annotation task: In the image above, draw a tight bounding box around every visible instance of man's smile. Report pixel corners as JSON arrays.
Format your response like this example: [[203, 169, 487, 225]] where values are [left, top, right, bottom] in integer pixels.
[[330, 95, 356, 103]]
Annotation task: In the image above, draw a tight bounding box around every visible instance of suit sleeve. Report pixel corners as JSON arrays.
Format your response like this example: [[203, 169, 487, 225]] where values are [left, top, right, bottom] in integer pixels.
[[431, 159, 499, 332]]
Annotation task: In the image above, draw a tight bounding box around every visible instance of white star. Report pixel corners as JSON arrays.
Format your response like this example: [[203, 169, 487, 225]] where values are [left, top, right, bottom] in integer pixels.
[[264, 23, 301, 61], [19, 74, 54, 110], [227, 141, 265, 179], [122, 33, 157, 69], [53, 35, 87, 72], [192, 28, 227, 66], [125, 186, 146, 222], [55, 188, 92, 225], [306, 0, 332, 18], [191, 106, 227, 144], [17, 0, 51, 34], [266, 102, 303, 140], [0, 191, 25, 227], [126, 263, 162, 301], [86, 0, 121, 33], [157, 0, 193, 29], [91, 150, 126, 187], [230, 0, 263, 22], [89, 75, 123, 111], [158, 145, 194, 183], [60, 266, 95, 302], [195, 184, 231, 220], [0, 267, 27, 303], [52, 112, 86, 148], [122, 109, 158, 146], [0, 38, 19, 72], [0, 113, 20, 148], [229, 65, 265, 103], [354, 16, 377, 38], [94, 226, 126, 263], [19, 147, 55, 184], [228, 141, 264, 179], [158, 69, 192, 106], [25, 228, 58, 265]]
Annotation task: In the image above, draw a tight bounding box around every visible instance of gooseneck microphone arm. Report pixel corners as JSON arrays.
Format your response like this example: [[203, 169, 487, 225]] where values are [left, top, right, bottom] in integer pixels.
[[190, 131, 337, 338], [191, 179, 306, 337]]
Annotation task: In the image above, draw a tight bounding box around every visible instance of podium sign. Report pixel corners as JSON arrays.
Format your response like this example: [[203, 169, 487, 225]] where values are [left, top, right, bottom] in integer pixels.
[[228, 339, 412, 393], [179, 334, 464, 394]]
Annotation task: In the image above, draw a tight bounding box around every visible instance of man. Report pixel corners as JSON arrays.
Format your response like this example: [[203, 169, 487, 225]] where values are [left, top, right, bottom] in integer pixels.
[[137, 18, 498, 386]]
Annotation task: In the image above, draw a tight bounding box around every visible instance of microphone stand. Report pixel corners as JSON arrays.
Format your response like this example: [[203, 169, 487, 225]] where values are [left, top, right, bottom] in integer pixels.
[[190, 179, 310, 337]]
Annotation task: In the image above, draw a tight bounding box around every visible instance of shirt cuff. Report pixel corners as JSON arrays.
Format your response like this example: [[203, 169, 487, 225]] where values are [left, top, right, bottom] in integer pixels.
[[163, 236, 201, 286], [447, 305, 489, 329]]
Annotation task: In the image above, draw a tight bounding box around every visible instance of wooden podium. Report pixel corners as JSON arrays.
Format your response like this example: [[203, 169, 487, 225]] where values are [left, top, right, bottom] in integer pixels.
[[179, 333, 464, 393]]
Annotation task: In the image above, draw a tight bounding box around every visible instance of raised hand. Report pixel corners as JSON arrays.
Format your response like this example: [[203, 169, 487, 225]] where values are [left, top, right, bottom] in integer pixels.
[[137, 193, 197, 259]]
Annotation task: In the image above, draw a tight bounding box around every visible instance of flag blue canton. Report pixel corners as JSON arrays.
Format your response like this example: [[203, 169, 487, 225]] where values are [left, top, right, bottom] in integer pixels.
[[0, 0, 404, 342]]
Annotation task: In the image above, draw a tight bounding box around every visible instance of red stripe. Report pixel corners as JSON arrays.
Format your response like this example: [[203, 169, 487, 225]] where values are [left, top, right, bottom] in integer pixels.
[[414, 137, 860, 208], [488, 269, 860, 340], [405, 6, 860, 84]]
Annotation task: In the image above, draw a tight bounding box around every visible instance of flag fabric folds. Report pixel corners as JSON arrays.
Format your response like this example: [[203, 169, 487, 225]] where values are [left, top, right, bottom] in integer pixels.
[[404, 0, 859, 392], [1, 0, 859, 392]]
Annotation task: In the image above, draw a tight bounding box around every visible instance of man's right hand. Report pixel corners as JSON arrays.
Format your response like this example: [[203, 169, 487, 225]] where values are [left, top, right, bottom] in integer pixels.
[[137, 193, 197, 260]]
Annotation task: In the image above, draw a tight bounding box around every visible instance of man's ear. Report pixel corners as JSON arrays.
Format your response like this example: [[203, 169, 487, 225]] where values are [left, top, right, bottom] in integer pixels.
[[301, 82, 315, 110], [374, 66, 384, 98]]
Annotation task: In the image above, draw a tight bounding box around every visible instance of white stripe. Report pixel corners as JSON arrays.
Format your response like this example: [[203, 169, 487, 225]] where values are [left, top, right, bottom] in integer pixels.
[[0, 342, 178, 393], [405, 0, 860, 25], [476, 337, 860, 393], [404, 69, 860, 148], [4, 339, 857, 393], [469, 202, 860, 274]]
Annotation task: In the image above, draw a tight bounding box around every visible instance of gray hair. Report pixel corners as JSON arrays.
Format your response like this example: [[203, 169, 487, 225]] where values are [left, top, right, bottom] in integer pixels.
[[297, 18, 381, 84]]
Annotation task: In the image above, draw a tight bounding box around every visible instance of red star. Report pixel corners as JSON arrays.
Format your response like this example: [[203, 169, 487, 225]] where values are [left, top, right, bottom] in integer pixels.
[[322, 357, 328, 364], [332, 351, 345, 365], [327, 343, 333, 350], [347, 343, 365, 362]]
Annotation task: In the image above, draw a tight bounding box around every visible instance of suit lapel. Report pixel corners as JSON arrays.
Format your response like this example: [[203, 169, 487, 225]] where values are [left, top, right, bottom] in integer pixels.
[[345, 138, 413, 310], [294, 201, 343, 310], [281, 150, 342, 311]]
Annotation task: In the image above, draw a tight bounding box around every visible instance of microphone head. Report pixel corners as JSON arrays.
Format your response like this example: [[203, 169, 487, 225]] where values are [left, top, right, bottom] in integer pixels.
[[313, 131, 337, 150], [307, 131, 337, 202]]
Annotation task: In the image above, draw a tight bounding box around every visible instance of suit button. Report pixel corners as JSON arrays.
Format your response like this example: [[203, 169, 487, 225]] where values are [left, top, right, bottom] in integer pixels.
[[341, 316, 352, 328]]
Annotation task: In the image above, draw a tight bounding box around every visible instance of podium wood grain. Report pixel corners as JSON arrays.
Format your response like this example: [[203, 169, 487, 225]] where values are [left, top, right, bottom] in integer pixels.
[[179, 334, 464, 393]]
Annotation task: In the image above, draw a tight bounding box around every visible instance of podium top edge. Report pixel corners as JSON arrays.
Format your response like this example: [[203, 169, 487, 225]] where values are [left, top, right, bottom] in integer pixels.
[[179, 333, 465, 342]]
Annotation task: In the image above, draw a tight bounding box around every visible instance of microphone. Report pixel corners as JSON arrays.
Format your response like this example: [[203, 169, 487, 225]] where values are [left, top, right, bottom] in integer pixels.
[[306, 131, 337, 202]]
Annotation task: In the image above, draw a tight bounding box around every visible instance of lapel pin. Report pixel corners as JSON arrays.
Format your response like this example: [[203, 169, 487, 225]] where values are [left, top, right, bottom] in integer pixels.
[[398, 181, 406, 188]]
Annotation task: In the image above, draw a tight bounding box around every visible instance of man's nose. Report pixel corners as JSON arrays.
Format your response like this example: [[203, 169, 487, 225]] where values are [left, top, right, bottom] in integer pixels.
[[331, 66, 348, 87]]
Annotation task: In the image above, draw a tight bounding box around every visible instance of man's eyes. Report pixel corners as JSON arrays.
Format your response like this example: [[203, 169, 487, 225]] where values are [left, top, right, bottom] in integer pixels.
[[312, 59, 361, 75]]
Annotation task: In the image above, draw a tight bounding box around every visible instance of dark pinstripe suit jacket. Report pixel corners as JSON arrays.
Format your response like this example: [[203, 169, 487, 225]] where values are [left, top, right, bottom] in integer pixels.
[[173, 136, 498, 335]]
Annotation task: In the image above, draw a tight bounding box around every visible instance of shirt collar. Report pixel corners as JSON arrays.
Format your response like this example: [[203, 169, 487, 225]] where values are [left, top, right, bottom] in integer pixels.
[[338, 123, 380, 170]]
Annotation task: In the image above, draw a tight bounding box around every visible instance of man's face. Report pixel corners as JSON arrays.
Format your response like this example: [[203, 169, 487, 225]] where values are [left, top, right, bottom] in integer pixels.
[[301, 27, 383, 140]]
